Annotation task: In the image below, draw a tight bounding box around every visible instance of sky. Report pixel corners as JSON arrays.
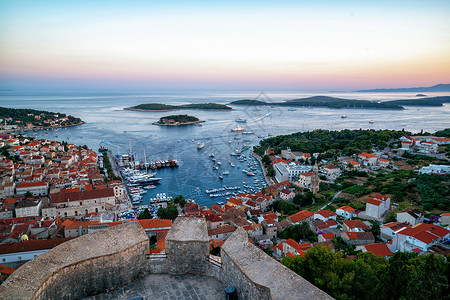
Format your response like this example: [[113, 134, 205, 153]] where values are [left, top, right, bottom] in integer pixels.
[[0, 0, 449, 91]]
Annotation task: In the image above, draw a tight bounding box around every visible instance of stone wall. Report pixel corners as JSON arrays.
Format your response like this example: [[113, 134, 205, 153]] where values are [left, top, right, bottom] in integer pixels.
[[220, 227, 334, 300], [0, 222, 149, 300], [164, 217, 209, 275]]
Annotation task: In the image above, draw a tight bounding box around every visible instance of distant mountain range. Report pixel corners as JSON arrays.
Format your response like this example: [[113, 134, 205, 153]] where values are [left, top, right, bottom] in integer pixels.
[[355, 84, 450, 93]]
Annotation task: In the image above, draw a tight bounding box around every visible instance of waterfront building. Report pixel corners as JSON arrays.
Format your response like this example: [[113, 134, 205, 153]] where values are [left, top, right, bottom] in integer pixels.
[[48, 188, 115, 218], [273, 162, 312, 183]]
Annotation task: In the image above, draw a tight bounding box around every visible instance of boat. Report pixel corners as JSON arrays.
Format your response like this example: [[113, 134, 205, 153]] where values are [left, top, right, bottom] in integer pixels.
[[231, 125, 244, 132], [341, 115, 348, 118], [246, 172, 255, 176], [217, 161, 222, 165], [235, 118, 247, 123], [209, 153, 215, 157], [369, 120, 375, 124], [223, 171, 230, 175], [219, 175, 223, 180], [288, 108, 297, 111], [144, 185, 156, 189], [197, 142, 205, 150], [242, 131, 255, 134]]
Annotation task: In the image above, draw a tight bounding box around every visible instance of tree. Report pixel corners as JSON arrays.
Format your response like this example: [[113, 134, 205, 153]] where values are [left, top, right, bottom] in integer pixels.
[[278, 222, 315, 242], [210, 245, 221, 256], [156, 204, 178, 220], [262, 155, 271, 166], [24, 191, 33, 198], [267, 167, 275, 177], [138, 208, 152, 220]]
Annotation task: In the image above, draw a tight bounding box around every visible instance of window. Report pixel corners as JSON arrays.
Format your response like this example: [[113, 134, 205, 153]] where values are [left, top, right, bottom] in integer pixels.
[[2, 258, 5, 262], [18, 256, 22, 261]]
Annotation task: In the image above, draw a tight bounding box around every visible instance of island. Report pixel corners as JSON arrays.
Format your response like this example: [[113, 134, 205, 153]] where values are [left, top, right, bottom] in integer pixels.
[[125, 102, 232, 111], [229, 95, 450, 109], [0, 107, 83, 131], [153, 114, 204, 126], [384, 96, 450, 107], [229, 96, 404, 110]]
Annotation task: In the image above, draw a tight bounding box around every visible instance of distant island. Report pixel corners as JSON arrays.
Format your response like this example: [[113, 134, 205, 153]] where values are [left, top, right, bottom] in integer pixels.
[[125, 103, 232, 111], [0, 107, 83, 131], [230, 96, 404, 110], [153, 114, 204, 126], [384, 96, 450, 107], [229, 95, 450, 109], [355, 83, 450, 93]]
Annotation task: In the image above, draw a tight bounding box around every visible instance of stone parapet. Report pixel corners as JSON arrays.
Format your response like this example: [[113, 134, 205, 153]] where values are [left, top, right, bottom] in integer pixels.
[[0, 222, 149, 300], [221, 227, 334, 300], [165, 217, 209, 274]]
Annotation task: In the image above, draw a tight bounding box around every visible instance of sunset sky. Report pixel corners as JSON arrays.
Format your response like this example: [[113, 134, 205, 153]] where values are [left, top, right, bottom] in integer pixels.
[[1, 0, 449, 91]]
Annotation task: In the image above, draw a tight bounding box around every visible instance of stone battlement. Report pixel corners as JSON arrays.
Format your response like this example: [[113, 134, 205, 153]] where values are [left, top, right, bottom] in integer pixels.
[[0, 218, 332, 299]]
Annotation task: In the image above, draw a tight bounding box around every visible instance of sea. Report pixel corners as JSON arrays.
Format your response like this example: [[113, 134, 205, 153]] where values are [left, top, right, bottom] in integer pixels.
[[1, 90, 449, 207]]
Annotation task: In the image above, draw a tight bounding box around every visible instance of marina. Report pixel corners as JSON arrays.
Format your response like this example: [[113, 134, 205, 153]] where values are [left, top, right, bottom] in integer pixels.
[[4, 91, 449, 208]]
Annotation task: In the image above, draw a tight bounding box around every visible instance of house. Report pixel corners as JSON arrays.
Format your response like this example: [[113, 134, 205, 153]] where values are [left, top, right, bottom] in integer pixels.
[[312, 219, 338, 232], [205, 214, 225, 229], [441, 213, 450, 226], [359, 152, 378, 166], [357, 243, 393, 258], [417, 141, 438, 154], [243, 222, 263, 239], [288, 210, 314, 225], [0, 238, 72, 264], [342, 220, 370, 232], [341, 231, 375, 246], [261, 218, 278, 239], [298, 172, 313, 188], [377, 158, 390, 167], [282, 239, 309, 258], [323, 164, 341, 181], [380, 222, 409, 240], [15, 199, 42, 218], [184, 203, 202, 217], [16, 181, 48, 196], [49, 188, 116, 218], [313, 210, 337, 222], [279, 189, 295, 201], [397, 223, 450, 252], [318, 232, 335, 243], [365, 194, 390, 219], [227, 197, 243, 207], [336, 206, 357, 219], [396, 209, 423, 226], [418, 164, 450, 175], [207, 224, 236, 241], [346, 160, 360, 169]]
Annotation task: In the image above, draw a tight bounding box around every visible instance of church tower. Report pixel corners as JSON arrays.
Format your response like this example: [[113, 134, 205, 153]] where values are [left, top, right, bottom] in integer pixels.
[[311, 161, 320, 194]]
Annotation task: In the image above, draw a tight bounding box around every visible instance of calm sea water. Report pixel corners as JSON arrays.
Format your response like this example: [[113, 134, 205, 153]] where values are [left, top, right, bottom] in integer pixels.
[[1, 91, 449, 206]]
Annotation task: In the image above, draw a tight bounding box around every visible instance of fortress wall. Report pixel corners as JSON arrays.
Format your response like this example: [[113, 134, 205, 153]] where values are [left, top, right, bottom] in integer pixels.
[[164, 217, 209, 275], [0, 222, 149, 300], [221, 228, 334, 300]]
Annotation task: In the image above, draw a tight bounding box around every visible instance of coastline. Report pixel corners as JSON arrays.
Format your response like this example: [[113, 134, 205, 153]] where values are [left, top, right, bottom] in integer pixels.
[[1, 121, 85, 134]]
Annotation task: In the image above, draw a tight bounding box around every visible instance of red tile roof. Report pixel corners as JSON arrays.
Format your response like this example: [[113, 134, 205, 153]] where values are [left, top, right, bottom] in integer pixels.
[[0, 238, 73, 254], [289, 210, 313, 223], [51, 188, 115, 203], [343, 220, 370, 230], [363, 243, 393, 257]]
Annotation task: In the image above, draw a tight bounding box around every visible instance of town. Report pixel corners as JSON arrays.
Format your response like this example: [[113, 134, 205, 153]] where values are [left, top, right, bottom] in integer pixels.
[[0, 129, 449, 299]]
